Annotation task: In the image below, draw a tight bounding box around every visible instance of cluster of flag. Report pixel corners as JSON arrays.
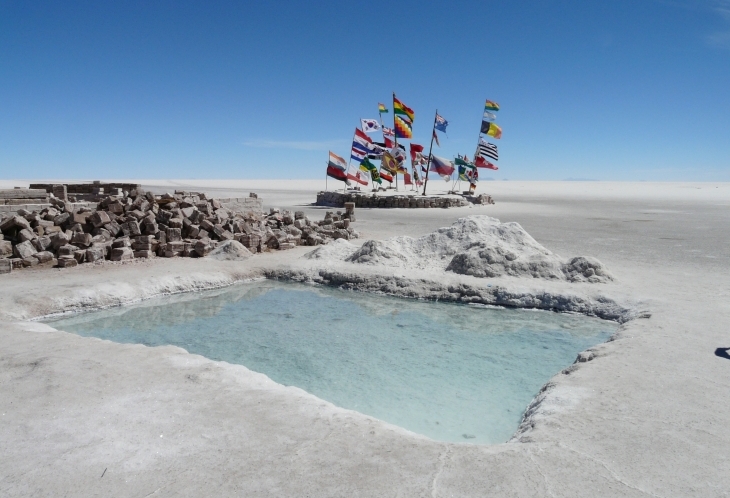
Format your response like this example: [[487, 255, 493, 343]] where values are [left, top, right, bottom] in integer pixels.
[[327, 94, 503, 194], [473, 99, 501, 171]]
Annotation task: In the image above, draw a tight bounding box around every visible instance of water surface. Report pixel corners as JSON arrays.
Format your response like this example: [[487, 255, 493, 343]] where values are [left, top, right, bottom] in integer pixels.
[[45, 281, 615, 444]]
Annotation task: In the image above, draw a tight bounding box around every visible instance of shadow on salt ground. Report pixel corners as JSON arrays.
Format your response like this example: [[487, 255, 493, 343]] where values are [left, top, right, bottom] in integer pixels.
[[714, 348, 730, 360]]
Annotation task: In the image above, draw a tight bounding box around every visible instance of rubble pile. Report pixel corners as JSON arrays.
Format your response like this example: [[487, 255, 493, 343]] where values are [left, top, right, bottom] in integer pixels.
[[0, 189, 358, 274]]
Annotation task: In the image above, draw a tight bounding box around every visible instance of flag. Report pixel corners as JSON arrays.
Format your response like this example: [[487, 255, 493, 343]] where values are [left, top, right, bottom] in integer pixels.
[[360, 157, 382, 183], [480, 121, 502, 139], [382, 126, 394, 138], [382, 151, 399, 174], [475, 156, 498, 170], [483, 110, 497, 122], [328, 151, 347, 170], [404, 172, 413, 185], [347, 169, 369, 185], [327, 151, 349, 182], [378, 103, 388, 114], [393, 96, 415, 121], [433, 129, 440, 147], [394, 115, 413, 139], [380, 169, 394, 183], [409, 143, 424, 162], [429, 156, 455, 176], [454, 156, 474, 167], [361, 119, 381, 133], [384, 136, 394, 148], [351, 128, 373, 163], [435, 114, 448, 133], [458, 163, 477, 182], [485, 99, 500, 112], [478, 139, 498, 161]]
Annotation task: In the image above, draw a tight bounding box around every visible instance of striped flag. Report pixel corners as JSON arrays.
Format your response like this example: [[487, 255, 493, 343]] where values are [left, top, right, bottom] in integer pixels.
[[351, 128, 373, 163], [393, 95, 414, 139], [327, 151, 349, 182], [378, 103, 388, 114], [485, 100, 500, 112], [478, 139, 498, 161], [429, 156, 455, 176]]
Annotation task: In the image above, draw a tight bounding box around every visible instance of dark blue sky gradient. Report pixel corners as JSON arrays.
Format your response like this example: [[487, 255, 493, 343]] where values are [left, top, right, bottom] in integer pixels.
[[1, 0, 728, 180]]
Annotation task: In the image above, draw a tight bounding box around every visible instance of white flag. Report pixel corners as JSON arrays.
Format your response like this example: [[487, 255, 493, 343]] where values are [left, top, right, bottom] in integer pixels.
[[361, 119, 381, 133]]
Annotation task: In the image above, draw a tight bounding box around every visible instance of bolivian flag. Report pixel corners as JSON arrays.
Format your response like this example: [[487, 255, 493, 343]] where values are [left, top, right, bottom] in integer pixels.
[[485, 100, 500, 112], [393, 96, 415, 121], [378, 103, 388, 114]]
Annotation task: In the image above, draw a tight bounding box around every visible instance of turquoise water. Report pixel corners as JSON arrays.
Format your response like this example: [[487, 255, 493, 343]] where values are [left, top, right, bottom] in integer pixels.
[[44, 281, 615, 444]]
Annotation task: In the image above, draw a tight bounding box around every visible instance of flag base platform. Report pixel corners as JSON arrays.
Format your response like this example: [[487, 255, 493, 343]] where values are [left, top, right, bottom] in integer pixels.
[[316, 191, 494, 209]]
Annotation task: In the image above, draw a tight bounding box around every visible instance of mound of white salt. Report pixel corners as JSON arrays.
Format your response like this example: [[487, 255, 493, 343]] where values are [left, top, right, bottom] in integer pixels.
[[208, 240, 252, 261], [304, 216, 613, 283]]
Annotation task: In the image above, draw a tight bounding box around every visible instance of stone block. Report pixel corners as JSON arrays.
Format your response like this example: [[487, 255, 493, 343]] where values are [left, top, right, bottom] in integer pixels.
[[57, 256, 77, 268], [57, 244, 79, 257], [0, 240, 12, 258], [181, 206, 196, 219], [71, 232, 92, 247], [199, 219, 215, 232], [72, 212, 90, 225], [110, 247, 134, 261], [168, 218, 183, 229], [0, 258, 11, 274], [1, 215, 31, 232], [194, 239, 211, 257], [32, 236, 52, 252], [90, 210, 111, 228], [13, 240, 37, 259], [165, 227, 182, 242], [133, 250, 154, 258], [108, 201, 125, 214], [85, 247, 106, 263], [22, 257, 38, 267], [112, 237, 131, 248], [50, 232, 70, 251], [121, 220, 141, 237], [73, 250, 86, 264], [53, 212, 70, 226], [33, 251, 55, 263]]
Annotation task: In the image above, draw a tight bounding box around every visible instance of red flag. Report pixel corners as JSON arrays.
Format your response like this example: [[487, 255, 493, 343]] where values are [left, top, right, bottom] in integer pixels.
[[433, 130, 440, 147], [475, 156, 498, 170], [409, 143, 424, 162], [380, 170, 394, 183], [384, 136, 394, 148], [404, 172, 413, 185]]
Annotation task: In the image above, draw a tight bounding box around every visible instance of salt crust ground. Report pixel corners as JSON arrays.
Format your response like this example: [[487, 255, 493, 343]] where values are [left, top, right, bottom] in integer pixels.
[[1, 180, 729, 497]]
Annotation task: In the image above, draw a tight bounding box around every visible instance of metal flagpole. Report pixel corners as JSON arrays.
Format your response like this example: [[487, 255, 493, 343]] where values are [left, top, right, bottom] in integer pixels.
[[421, 109, 438, 196], [392, 92, 399, 192]]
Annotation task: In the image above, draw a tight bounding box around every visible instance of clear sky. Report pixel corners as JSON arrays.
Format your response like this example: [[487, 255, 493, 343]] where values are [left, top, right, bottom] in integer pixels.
[[1, 0, 728, 181]]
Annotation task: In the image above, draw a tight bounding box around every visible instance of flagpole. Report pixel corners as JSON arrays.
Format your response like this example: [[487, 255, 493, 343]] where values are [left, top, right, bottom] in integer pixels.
[[421, 109, 438, 196], [392, 92, 398, 192]]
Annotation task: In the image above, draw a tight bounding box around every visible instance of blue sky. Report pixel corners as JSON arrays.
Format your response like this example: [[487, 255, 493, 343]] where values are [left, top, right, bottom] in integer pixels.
[[1, 0, 728, 180]]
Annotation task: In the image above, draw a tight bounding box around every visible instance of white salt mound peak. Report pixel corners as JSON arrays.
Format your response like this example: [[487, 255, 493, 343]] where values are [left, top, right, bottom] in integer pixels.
[[208, 240, 252, 261], [305, 215, 613, 283]]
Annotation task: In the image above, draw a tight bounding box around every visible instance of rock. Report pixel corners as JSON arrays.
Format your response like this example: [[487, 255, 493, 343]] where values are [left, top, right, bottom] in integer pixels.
[[57, 256, 78, 268], [112, 237, 131, 248], [33, 251, 55, 263], [57, 244, 79, 257], [18, 228, 36, 242], [89, 210, 111, 227], [208, 240, 252, 260], [1, 215, 31, 232], [110, 247, 134, 261], [85, 247, 106, 263], [22, 257, 39, 267], [73, 250, 86, 264], [133, 250, 154, 258], [71, 232, 92, 247], [0, 240, 12, 258], [13, 240, 37, 259], [0, 258, 11, 274]]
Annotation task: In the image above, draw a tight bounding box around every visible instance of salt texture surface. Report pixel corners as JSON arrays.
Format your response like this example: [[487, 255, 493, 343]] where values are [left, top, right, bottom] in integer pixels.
[[307, 216, 613, 282], [45, 281, 616, 444]]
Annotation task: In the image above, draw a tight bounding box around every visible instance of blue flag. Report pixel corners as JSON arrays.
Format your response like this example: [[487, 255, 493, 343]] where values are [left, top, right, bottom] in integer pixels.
[[435, 114, 448, 133]]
